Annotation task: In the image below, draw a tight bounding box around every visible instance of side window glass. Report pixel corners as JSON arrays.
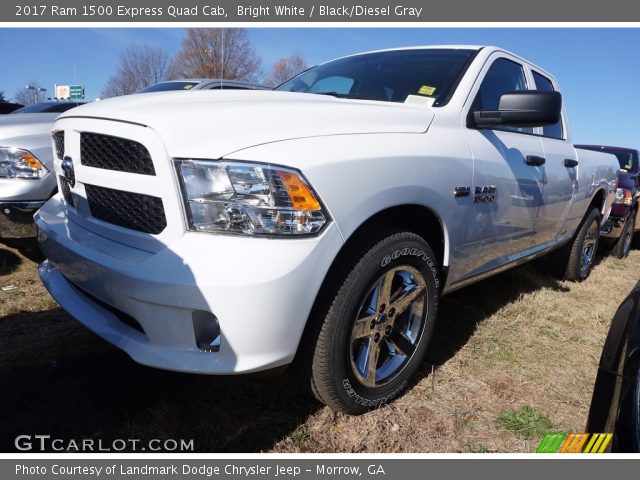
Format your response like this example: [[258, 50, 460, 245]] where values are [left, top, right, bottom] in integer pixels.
[[532, 71, 564, 139], [309, 76, 354, 95], [472, 58, 531, 134]]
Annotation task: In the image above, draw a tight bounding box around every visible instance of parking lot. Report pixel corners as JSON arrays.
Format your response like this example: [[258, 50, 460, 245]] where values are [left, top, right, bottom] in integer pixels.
[[2, 242, 638, 453]]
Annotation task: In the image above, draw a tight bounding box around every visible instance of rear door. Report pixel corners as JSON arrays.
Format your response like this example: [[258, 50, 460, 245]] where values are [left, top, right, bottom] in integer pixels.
[[460, 53, 546, 279], [531, 70, 577, 243]]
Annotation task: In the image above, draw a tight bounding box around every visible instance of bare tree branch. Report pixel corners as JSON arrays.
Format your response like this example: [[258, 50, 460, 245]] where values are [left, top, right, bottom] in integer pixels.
[[169, 28, 262, 82], [101, 44, 171, 98], [266, 55, 308, 87]]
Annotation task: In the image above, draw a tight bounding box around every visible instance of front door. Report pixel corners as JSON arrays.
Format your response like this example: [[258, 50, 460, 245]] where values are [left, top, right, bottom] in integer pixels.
[[459, 55, 546, 280]]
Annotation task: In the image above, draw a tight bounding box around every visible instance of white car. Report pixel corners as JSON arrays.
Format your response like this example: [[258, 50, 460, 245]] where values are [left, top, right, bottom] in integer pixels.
[[36, 46, 617, 414]]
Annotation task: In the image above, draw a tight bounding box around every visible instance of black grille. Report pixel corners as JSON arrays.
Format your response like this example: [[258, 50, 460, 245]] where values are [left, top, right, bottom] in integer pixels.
[[59, 176, 74, 206], [85, 184, 166, 235], [80, 132, 155, 175], [52, 131, 64, 159]]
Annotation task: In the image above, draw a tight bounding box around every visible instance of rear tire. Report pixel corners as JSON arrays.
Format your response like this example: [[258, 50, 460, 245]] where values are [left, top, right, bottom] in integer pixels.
[[309, 230, 440, 414], [613, 213, 635, 259], [551, 207, 601, 281]]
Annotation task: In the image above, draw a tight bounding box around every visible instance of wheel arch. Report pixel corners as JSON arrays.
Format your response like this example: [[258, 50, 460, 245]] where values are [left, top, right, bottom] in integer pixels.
[[340, 204, 448, 276], [294, 204, 447, 365], [590, 187, 608, 219]]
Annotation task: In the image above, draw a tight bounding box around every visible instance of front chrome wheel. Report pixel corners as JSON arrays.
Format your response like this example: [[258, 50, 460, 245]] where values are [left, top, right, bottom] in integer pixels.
[[349, 265, 427, 388]]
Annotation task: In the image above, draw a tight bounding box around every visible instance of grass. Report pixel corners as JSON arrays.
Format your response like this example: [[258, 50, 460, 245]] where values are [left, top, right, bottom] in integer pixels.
[[496, 406, 553, 439], [286, 427, 312, 448], [1, 240, 640, 453]]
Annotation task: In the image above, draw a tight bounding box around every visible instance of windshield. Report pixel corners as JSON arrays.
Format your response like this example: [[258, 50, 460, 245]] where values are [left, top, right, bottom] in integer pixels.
[[276, 48, 477, 105], [612, 150, 638, 171], [140, 81, 200, 93], [577, 145, 639, 172], [11, 102, 84, 114]]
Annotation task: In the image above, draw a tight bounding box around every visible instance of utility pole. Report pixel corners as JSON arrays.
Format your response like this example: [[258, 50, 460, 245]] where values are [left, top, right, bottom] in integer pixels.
[[25, 85, 46, 104]]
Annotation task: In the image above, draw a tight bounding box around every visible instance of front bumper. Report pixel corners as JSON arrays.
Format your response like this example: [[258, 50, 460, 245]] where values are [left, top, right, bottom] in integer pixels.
[[36, 195, 343, 374], [0, 200, 45, 238], [0, 175, 56, 238]]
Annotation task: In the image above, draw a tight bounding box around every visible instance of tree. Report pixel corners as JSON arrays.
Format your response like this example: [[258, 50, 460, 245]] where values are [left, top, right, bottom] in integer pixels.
[[13, 80, 47, 105], [0, 91, 6, 102], [169, 28, 261, 82], [266, 55, 308, 87], [101, 44, 171, 98]]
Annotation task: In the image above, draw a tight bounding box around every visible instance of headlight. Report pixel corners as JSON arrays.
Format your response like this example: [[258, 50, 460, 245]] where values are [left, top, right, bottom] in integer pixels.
[[0, 147, 49, 179], [614, 187, 633, 205], [175, 160, 329, 236]]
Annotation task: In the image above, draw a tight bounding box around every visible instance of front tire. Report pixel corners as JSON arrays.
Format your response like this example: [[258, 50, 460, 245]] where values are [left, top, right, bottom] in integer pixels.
[[309, 230, 440, 414]]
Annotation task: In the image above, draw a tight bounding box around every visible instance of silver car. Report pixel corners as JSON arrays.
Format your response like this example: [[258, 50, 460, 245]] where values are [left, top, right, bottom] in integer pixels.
[[0, 102, 83, 238]]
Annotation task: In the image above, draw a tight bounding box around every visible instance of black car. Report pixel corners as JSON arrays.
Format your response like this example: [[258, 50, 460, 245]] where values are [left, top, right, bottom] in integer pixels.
[[139, 79, 269, 93], [10, 101, 85, 114], [0, 102, 23, 114], [576, 145, 640, 259], [587, 281, 640, 452]]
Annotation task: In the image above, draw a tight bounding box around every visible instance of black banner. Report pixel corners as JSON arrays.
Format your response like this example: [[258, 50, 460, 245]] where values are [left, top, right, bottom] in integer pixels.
[[4, 458, 640, 480], [4, 0, 640, 22]]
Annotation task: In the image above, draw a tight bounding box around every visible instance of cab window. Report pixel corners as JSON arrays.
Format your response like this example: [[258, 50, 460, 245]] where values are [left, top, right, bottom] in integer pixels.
[[532, 71, 564, 139], [471, 58, 531, 134]]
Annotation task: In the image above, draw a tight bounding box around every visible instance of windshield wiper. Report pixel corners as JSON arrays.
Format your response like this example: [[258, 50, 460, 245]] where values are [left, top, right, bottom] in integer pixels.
[[313, 91, 368, 100]]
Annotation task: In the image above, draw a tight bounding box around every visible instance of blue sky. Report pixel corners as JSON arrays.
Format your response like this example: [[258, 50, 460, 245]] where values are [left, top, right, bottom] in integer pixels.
[[0, 27, 637, 148]]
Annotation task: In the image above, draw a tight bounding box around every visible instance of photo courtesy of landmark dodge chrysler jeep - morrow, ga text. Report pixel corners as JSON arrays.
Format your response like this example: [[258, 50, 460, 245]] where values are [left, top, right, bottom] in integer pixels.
[[36, 46, 618, 414]]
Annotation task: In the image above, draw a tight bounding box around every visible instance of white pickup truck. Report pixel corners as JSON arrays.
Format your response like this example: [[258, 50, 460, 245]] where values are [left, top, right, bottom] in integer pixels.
[[36, 46, 617, 414]]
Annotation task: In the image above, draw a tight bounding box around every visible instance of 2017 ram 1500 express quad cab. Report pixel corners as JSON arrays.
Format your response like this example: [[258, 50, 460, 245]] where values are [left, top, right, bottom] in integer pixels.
[[37, 46, 618, 414]]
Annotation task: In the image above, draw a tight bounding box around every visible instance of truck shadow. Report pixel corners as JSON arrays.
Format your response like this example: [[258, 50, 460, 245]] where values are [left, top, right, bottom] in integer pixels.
[[422, 262, 569, 372], [1, 240, 43, 265], [0, 247, 22, 276], [0, 261, 573, 453], [0, 307, 322, 453]]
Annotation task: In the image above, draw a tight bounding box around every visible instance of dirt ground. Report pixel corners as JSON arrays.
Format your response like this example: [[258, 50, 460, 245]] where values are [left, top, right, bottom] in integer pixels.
[[1, 241, 638, 453]]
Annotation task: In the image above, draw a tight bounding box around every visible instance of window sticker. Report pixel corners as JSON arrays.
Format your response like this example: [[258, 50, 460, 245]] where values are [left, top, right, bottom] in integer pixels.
[[418, 85, 436, 96]]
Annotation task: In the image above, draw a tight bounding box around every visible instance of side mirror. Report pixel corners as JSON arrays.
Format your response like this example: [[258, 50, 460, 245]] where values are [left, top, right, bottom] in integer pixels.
[[471, 91, 562, 128]]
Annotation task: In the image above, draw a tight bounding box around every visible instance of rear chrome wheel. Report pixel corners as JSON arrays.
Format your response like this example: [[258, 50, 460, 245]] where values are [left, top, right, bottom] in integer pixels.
[[559, 207, 601, 281], [580, 220, 599, 276]]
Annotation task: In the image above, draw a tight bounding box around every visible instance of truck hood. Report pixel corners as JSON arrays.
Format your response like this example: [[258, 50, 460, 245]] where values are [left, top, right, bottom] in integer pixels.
[[59, 90, 435, 158], [0, 113, 60, 145]]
